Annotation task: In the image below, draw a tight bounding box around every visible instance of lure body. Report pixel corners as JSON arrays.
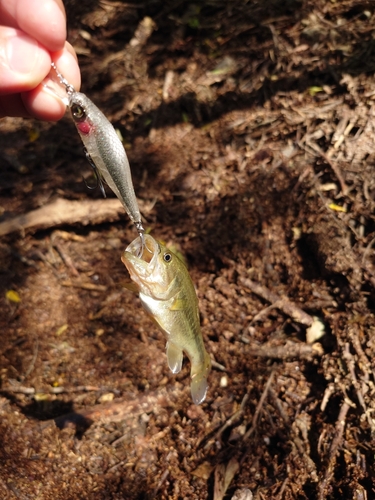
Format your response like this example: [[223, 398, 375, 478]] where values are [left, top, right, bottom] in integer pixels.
[[68, 91, 143, 234], [122, 234, 211, 404]]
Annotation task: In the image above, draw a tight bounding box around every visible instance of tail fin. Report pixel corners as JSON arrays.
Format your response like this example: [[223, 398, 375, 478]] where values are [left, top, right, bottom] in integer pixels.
[[190, 352, 211, 404]]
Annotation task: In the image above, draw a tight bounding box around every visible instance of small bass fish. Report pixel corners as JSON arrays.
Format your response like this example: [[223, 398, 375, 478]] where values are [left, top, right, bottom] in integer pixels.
[[51, 63, 144, 242], [122, 234, 211, 404]]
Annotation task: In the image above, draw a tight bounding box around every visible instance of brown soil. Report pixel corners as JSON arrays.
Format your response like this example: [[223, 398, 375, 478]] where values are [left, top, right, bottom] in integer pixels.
[[1, 1, 375, 498]]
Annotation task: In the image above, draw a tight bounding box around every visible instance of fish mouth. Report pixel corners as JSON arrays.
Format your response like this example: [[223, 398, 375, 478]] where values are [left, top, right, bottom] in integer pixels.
[[122, 234, 160, 280]]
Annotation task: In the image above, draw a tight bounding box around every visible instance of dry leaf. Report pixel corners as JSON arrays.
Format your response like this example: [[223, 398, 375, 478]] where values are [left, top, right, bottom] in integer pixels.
[[192, 461, 214, 480], [5, 290, 21, 303], [214, 458, 240, 500], [56, 324, 68, 336]]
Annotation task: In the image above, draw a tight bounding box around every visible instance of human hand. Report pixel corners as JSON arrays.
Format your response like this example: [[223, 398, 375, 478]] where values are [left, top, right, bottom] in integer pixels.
[[0, 0, 81, 120]]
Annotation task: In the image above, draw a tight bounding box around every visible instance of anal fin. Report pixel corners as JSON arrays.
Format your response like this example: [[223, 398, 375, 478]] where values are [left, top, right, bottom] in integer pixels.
[[166, 342, 183, 374]]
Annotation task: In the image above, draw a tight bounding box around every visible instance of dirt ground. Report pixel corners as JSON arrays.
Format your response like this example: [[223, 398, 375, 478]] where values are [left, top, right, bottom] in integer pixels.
[[2, 0, 375, 498]]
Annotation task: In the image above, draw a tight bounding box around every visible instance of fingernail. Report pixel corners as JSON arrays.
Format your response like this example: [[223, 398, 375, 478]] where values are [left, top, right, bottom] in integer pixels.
[[6, 33, 39, 74]]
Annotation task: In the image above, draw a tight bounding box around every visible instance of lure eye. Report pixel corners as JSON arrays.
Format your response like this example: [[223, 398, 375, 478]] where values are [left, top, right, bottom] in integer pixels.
[[163, 253, 172, 263], [71, 104, 86, 121]]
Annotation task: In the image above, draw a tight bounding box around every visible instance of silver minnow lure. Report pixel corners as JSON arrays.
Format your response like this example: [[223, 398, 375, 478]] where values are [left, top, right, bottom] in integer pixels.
[[51, 63, 145, 244]]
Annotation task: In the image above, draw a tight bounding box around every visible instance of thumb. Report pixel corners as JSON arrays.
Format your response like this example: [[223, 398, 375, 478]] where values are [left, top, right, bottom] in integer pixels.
[[0, 27, 51, 94]]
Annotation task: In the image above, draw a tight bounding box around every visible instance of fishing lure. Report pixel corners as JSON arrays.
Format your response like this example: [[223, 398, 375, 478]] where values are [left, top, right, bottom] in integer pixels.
[[51, 63, 145, 248]]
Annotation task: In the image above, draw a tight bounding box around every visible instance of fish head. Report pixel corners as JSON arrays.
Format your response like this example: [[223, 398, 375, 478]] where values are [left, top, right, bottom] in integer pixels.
[[69, 92, 96, 136], [121, 234, 178, 299]]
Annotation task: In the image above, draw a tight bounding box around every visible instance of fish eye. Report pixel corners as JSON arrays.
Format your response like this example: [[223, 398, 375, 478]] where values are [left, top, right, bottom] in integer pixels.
[[163, 252, 172, 263], [71, 104, 86, 121]]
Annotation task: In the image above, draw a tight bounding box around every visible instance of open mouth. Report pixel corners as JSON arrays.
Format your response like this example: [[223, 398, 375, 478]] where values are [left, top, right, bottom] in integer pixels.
[[125, 234, 159, 266]]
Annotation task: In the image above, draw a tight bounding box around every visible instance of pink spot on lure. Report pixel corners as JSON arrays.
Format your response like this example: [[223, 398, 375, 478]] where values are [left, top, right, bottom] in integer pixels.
[[77, 120, 92, 135]]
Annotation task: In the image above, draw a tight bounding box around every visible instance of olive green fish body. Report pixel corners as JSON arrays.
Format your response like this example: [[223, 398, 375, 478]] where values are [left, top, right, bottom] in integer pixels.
[[122, 234, 211, 404]]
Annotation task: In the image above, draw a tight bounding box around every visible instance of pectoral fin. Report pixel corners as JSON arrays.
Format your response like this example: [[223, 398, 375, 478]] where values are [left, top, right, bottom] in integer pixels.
[[166, 342, 183, 374], [169, 297, 187, 311], [122, 281, 140, 294]]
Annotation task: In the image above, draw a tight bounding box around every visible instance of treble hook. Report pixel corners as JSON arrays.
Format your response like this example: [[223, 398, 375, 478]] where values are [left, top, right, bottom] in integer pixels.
[[82, 171, 106, 197], [83, 147, 106, 197]]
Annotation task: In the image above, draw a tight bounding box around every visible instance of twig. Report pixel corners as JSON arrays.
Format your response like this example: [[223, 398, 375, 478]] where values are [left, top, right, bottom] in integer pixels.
[[343, 341, 375, 432], [321, 383, 336, 412], [1, 384, 109, 395], [52, 239, 79, 277], [239, 277, 313, 327], [61, 280, 107, 292], [303, 140, 348, 195], [250, 303, 278, 324], [202, 390, 251, 451], [0, 198, 124, 236], [275, 478, 289, 500], [268, 387, 290, 425], [22, 339, 39, 380], [343, 343, 366, 409], [211, 359, 227, 371], [242, 340, 323, 360], [213, 394, 249, 444], [269, 388, 318, 482], [106, 459, 129, 473], [348, 328, 372, 382], [1, 385, 36, 395], [152, 469, 170, 497], [41, 388, 180, 430], [291, 426, 319, 482], [318, 401, 350, 500], [243, 369, 275, 442]]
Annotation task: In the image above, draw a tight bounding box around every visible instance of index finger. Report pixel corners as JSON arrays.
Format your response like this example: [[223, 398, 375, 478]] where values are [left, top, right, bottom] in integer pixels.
[[0, 0, 67, 52]]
